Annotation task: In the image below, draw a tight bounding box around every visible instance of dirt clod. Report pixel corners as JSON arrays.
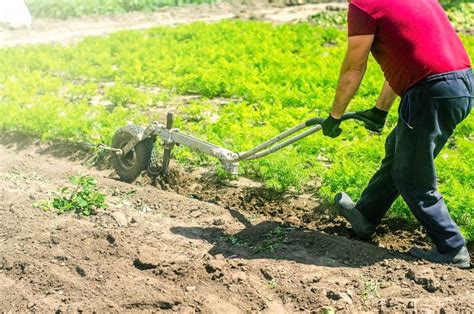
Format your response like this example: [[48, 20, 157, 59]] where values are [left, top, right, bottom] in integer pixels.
[[326, 290, 342, 301], [75, 266, 87, 277], [406, 267, 441, 292], [185, 286, 196, 292], [106, 234, 116, 244], [260, 268, 273, 281], [111, 211, 128, 227], [133, 258, 157, 271], [212, 218, 224, 226], [231, 271, 247, 283]]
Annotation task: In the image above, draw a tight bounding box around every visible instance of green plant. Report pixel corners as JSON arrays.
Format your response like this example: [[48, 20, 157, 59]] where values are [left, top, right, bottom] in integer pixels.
[[440, 0, 472, 9], [267, 278, 278, 289], [310, 10, 347, 28], [1, 171, 27, 183], [319, 307, 335, 314], [446, 3, 474, 32], [33, 199, 53, 212], [254, 227, 293, 253], [361, 279, 380, 301], [51, 175, 107, 216], [221, 234, 248, 247]]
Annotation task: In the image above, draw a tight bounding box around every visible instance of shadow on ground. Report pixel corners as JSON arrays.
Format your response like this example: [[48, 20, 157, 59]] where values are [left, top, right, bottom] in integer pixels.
[[171, 206, 415, 269]]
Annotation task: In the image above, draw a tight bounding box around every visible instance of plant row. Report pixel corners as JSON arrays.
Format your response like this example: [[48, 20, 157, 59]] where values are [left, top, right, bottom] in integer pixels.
[[25, 0, 216, 19], [311, 2, 474, 33]]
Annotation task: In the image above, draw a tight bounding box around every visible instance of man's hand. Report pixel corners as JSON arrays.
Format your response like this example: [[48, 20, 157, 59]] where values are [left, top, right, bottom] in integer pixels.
[[355, 106, 388, 133], [322, 114, 342, 138]]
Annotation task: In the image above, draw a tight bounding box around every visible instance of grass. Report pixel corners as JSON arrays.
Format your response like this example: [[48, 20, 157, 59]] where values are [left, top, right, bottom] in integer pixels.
[[0, 21, 472, 239]]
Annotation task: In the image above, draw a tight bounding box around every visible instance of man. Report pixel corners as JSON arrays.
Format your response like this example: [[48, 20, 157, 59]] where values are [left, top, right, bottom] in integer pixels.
[[321, 0, 473, 268]]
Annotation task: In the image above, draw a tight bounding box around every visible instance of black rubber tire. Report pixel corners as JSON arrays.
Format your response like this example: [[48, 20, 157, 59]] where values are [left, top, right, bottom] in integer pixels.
[[147, 147, 162, 177], [111, 125, 155, 183]]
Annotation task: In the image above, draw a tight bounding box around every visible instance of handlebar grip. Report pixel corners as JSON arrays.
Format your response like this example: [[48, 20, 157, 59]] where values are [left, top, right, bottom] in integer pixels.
[[304, 117, 325, 126], [305, 112, 379, 130]]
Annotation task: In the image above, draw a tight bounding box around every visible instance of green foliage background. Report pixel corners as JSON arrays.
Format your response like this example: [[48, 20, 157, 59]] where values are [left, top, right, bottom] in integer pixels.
[[311, 2, 474, 32], [0, 21, 472, 239], [25, 0, 216, 19]]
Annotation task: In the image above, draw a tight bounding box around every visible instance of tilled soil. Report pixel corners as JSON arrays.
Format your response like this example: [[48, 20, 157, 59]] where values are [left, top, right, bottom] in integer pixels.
[[154, 165, 433, 254], [0, 137, 473, 312]]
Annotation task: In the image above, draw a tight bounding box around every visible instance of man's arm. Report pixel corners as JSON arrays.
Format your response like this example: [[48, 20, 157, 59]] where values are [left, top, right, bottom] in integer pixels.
[[330, 34, 375, 119], [376, 80, 397, 112]]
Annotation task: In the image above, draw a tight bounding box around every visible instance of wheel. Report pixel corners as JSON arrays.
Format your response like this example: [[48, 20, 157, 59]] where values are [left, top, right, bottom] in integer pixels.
[[147, 146, 162, 178], [111, 124, 155, 183]]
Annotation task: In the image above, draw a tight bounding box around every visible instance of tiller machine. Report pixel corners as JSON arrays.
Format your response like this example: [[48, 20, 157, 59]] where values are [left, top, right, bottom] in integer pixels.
[[109, 112, 376, 182]]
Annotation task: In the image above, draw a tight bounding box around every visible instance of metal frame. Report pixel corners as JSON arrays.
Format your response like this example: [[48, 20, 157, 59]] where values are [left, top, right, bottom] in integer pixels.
[[118, 112, 376, 176]]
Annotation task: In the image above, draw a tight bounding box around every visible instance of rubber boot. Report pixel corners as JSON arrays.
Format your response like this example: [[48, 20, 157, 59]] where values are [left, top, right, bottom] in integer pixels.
[[335, 192, 376, 240], [409, 245, 471, 269]]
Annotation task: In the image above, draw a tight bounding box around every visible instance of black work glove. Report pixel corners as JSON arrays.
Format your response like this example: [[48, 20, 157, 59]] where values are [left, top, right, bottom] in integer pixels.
[[322, 114, 342, 138], [355, 106, 388, 133]]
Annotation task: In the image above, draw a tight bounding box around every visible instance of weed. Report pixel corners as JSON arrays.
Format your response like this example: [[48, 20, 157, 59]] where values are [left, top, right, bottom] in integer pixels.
[[51, 175, 107, 216], [267, 278, 278, 289], [361, 279, 380, 302], [2, 171, 27, 183], [319, 307, 336, 314], [33, 199, 52, 212], [221, 234, 248, 247], [254, 227, 294, 253], [247, 214, 259, 223]]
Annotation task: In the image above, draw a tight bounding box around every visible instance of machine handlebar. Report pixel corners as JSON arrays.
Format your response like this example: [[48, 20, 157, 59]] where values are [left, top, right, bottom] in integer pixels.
[[304, 112, 378, 130]]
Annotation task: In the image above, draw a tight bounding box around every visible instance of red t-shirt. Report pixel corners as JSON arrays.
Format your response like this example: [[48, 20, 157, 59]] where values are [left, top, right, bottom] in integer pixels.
[[348, 0, 471, 95]]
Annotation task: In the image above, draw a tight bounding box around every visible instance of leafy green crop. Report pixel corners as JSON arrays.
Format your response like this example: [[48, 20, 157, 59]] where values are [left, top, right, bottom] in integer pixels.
[[446, 3, 474, 32], [25, 0, 216, 19], [0, 21, 472, 239], [440, 0, 472, 9], [51, 175, 107, 216], [310, 10, 346, 29], [310, 2, 474, 33]]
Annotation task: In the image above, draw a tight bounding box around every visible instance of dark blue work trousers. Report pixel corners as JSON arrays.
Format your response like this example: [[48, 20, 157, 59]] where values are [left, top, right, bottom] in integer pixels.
[[356, 69, 473, 253]]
